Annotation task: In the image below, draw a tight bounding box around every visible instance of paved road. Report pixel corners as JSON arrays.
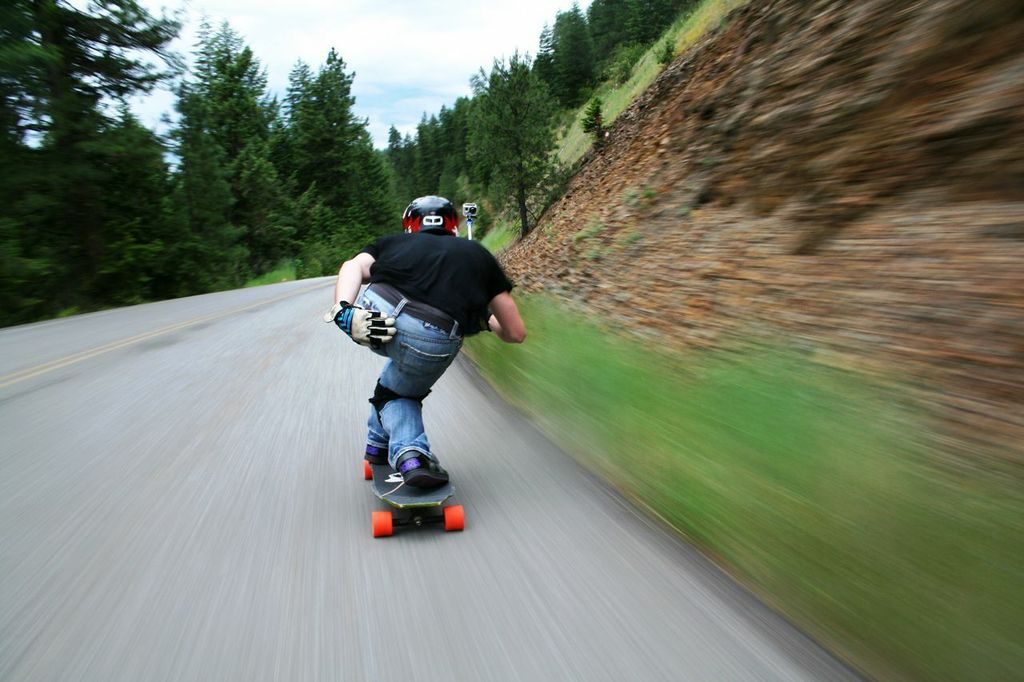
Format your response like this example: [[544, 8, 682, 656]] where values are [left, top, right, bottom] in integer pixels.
[[0, 280, 858, 681]]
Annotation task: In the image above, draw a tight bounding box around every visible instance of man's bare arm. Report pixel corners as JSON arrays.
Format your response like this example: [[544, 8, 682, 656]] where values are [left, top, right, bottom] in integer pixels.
[[487, 292, 526, 344], [334, 252, 375, 304]]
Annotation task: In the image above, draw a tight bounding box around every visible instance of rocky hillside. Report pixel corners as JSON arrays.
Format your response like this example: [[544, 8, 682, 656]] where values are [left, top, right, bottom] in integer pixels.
[[503, 0, 1024, 465]]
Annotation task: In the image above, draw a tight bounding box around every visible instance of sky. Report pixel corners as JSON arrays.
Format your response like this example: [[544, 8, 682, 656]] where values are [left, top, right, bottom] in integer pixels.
[[136, 0, 590, 148]]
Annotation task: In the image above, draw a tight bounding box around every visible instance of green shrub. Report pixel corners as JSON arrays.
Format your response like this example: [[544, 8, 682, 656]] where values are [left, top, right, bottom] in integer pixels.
[[658, 39, 675, 65], [605, 43, 648, 85], [244, 261, 297, 287], [581, 97, 605, 149]]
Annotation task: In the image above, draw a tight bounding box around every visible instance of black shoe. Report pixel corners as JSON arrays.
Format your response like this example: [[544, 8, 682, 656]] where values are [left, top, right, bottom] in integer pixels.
[[364, 444, 388, 465], [396, 451, 449, 489]]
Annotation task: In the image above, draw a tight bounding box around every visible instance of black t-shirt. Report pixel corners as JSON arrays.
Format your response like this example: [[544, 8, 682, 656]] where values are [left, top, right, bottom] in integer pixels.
[[361, 229, 513, 335]]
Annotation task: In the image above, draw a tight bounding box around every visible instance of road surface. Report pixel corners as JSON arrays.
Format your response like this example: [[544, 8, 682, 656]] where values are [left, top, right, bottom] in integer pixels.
[[0, 279, 858, 681]]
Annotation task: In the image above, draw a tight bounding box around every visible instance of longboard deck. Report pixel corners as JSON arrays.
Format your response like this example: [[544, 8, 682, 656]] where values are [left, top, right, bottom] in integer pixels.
[[369, 463, 454, 509]]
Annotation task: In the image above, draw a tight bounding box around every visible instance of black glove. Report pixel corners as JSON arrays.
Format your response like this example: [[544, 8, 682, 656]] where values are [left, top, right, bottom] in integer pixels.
[[327, 301, 396, 348]]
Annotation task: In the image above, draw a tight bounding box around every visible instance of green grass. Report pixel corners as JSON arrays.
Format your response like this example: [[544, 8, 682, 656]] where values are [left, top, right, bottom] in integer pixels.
[[56, 306, 82, 318], [479, 220, 518, 254], [244, 262, 297, 287], [621, 230, 644, 245], [467, 296, 1024, 682], [556, 0, 750, 167], [573, 217, 606, 242], [672, 0, 749, 53]]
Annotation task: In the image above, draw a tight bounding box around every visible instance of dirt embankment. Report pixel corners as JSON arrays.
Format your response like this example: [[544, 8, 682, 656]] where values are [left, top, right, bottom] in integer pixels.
[[503, 0, 1024, 465]]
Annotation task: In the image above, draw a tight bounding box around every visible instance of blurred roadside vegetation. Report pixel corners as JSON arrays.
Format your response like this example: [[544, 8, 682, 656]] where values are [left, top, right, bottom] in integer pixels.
[[243, 261, 296, 287], [467, 296, 1024, 682], [478, 220, 518, 254]]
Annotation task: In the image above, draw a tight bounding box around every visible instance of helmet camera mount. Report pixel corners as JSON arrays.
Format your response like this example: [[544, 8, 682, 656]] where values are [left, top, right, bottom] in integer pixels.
[[462, 203, 478, 240]]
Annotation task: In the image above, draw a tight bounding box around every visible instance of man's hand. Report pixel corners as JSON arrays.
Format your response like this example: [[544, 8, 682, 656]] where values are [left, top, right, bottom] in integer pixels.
[[327, 301, 396, 348]]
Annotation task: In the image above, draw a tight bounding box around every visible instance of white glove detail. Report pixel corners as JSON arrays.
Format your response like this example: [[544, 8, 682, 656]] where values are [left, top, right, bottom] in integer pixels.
[[330, 301, 396, 348]]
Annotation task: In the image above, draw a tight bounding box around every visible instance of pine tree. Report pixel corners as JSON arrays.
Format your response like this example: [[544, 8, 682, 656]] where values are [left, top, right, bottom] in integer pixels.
[[171, 86, 243, 293], [93, 109, 176, 304], [385, 126, 417, 205], [627, 0, 684, 45], [293, 186, 342, 278], [414, 114, 441, 196], [581, 97, 605, 149], [179, 22, 289, 277], [288, 49, 360, 214], [192, 23, 272, 162], [235, 137, 295, 272], [588, 0, 632, 59], [469, 52, 556, 239], [551, 3, 595, 107], [386, 126, 403, 162], [0, 0, 179, 320], [436, 98, 473, 207], [534, 23, 557, 91], [438, 100, 470, 183], [281, 48, 398, 270], [269, 60, 313, 197], [0, 25, 52, 322], [345, 128, 394, 240]]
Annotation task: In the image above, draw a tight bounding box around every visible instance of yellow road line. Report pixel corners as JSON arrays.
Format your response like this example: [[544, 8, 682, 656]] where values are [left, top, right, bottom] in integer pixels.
[[0, 282, 330, 390]]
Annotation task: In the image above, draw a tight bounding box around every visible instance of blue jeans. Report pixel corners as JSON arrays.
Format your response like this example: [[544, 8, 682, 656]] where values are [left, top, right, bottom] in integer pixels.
[[359, 286, 463, 467]]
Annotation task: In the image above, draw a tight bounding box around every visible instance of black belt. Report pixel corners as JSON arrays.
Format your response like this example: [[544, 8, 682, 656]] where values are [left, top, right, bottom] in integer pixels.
[[368, 283, 461, 337]]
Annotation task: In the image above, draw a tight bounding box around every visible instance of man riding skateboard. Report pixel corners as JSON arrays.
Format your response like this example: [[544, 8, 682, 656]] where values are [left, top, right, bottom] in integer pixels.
[[328, 196, 527, 489]]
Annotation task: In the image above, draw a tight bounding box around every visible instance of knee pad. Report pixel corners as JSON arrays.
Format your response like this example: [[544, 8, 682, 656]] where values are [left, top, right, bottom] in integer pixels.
[[369, 381, 431, 424], [369, 381, 403, 413]]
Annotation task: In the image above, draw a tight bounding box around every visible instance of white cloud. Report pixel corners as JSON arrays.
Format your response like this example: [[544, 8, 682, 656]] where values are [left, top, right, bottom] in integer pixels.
[[137, 0, 589, 146]]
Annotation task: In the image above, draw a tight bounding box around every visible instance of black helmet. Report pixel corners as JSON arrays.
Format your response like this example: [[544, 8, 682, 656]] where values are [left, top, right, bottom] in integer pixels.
[[402, 196, 459, 235]]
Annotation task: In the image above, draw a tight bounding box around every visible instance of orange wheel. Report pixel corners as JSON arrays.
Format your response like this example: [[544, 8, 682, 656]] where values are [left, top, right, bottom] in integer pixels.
[[372, 511, 393, 537], [443, 505, 465, 532], [363, 461, 373, 480]]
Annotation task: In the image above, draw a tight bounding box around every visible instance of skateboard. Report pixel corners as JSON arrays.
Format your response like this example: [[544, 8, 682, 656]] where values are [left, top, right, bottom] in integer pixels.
[[363, 461, 465, 537]]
